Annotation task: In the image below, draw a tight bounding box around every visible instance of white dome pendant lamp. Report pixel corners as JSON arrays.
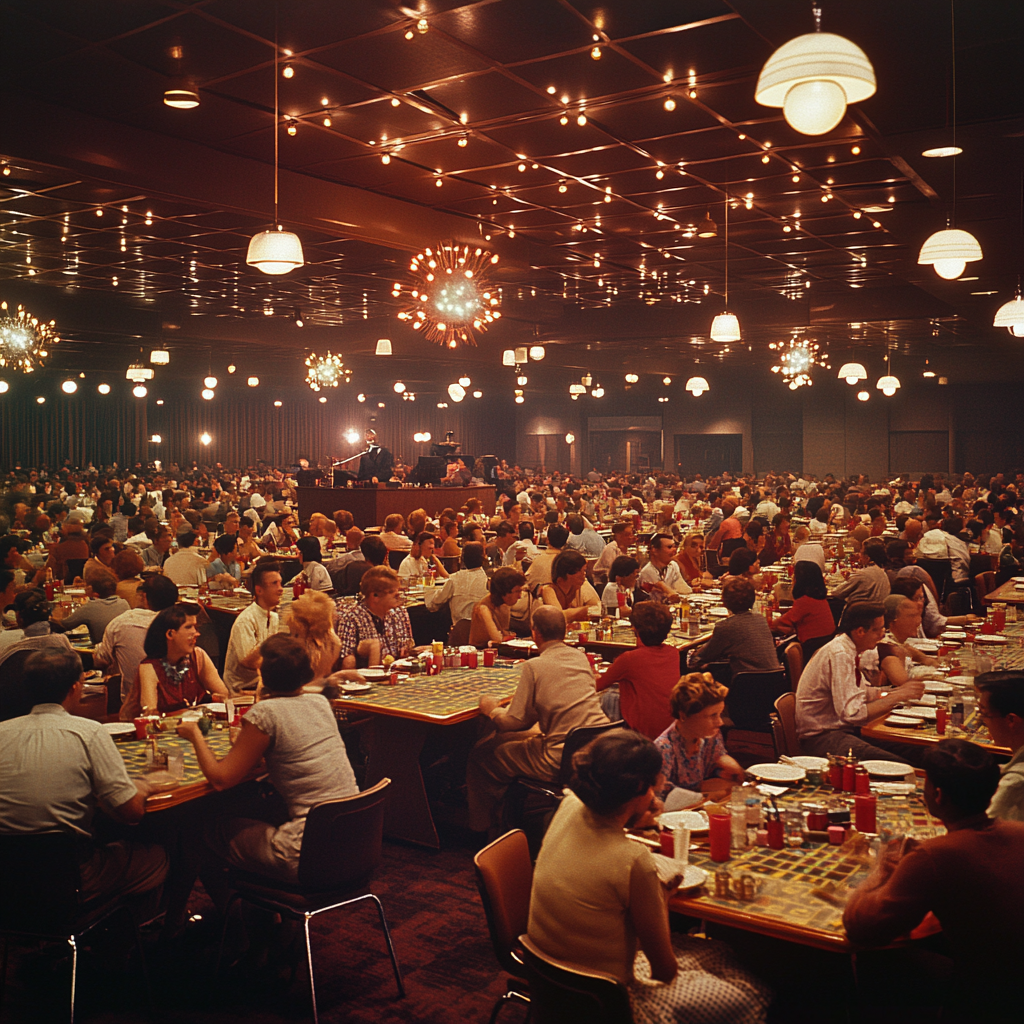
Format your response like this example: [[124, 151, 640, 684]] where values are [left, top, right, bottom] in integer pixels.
[[710, 197, 741, 342], [755, 4, 876, 136], [994, 282, 1024, 337], [247, 30, 303, 276]]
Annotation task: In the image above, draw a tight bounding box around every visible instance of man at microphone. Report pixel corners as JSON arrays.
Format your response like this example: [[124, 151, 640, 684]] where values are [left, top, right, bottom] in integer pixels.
[[357, 429, 394, 484]]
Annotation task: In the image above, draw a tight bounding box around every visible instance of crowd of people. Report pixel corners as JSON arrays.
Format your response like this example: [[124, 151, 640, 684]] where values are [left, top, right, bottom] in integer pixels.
[[3, 459, 1024, 1022]]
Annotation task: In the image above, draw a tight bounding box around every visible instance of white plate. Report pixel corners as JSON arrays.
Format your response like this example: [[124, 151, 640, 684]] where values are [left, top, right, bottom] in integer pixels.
[[340, 681, 373, 693], [360, 668, 391, 680], [180, 710, 203, 722], [678, 865, 708, 890], [884, 715, 922, 727], [924, 681, 954, 694], [659, 810, 709, 834], [861, 760, 913, 776], [788, 755, 829, 771], [102, 722, 136, 739], [746, 763, 806, 783], [205, 702, 227, 715], [899, 706, 937, 720], [1012, 577, 1024, 583], [940, 632, 967, 640], [907, 639, 940, 652], [975, 634, 1008, 644], [709, 607, 729, 617], [947, 675, 975, 687]]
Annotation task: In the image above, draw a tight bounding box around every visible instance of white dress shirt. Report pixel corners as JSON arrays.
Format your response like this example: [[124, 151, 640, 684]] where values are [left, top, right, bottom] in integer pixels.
[[795, 633, 881, 738], [423, 567, 490, 622]]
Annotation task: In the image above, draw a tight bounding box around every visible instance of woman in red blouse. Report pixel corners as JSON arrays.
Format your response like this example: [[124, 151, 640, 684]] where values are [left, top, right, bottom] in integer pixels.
[[770, 560, 835, 660]]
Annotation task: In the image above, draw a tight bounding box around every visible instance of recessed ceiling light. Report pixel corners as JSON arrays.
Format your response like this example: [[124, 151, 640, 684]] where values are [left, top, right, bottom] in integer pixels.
[[922, 146, 963, 158], [958, 276, 978, 281], [970, 290, 998, 295]]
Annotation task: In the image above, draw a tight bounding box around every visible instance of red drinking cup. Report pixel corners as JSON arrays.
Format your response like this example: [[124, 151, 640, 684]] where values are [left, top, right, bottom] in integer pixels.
[[936, 706, 948, 734], [133, 717, 148, 740], [483, 648, 496, 667], [854, 794, 877, 834], [708, 811, 732, 862]]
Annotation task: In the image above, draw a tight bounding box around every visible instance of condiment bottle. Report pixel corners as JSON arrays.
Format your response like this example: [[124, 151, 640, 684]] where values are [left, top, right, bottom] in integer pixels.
[[842, 750, 857, 792]]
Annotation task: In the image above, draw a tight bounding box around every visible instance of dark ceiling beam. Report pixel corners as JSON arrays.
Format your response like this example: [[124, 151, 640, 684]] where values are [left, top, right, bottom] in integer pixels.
[[2, 94, 564, 276]]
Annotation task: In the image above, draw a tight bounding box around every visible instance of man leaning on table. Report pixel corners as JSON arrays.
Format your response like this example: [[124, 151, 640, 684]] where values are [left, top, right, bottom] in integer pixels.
[[0, 648, 168, 907], [844, 739, 1024, 1024], [795, 602, 926, 764], [974, 671, 1024, 820]]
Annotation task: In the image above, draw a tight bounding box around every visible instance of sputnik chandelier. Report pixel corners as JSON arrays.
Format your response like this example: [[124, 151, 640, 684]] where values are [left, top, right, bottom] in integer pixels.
[[0, 301, 59, 372], [770, 335, 829, 390], [395, 242, 501, 348], [304, 351, 350, 391]]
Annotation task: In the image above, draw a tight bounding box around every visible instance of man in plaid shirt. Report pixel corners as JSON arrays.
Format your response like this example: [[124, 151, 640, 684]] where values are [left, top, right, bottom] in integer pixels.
[[337, 566, 415, 667]]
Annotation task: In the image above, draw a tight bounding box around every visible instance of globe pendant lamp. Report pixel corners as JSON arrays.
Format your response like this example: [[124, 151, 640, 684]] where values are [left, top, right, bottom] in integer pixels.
[[918, 227, 982, 280], [837, 362, 867, 385], [876, 348, 900, 397], [685, 376, 709, 396], [247, 36, 303, 276], [709, 196, 740, 342], [993, 286, 1024, 337], [755, 4, 875, 136]]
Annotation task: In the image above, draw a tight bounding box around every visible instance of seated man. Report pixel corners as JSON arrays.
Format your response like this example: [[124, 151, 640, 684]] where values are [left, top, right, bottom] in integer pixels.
[[0, 648, 167, 907], [223, 561, 283, 693], [162, 530, 209, 588], [50, 566, 130, 644], [467, 606, 609, 834], [832, 538, 891, 608], [638, 533, 692, 603], [337, 565, 414, 668], [564, 513, 605, 557], [689, 577, 779, 677], [795, 602, 925, 762], [844, 739, 1024, 1023], [974, 671, 1024, 821], [338, 534, 386, 596], [424, 541, 489, 624]]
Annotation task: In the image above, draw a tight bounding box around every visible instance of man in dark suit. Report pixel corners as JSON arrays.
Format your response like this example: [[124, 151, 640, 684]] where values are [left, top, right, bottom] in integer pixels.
[[357, 429, 394, 483]]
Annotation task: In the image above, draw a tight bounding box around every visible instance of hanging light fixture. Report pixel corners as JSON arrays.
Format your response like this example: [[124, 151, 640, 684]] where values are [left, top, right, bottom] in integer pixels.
[[710, 197, 741, 342], [685, 376, 709, 396], [163, 47, 199, 109], [876, 345, 900, 396], [993, 288, 1024, 336], [528, 345, 545, 360], [837, 361, 867, 384], [447, 382, 467, 402], [0, 301, 59, 373], [917, 3, 981, 280], [770, 335, 828, 389], [696, 210, 718, 238], [375, 338, 393, 356], [502, 349, 516, 366], [304, 351, 350, 391], [755, 4, 875, 136], [150, 348, 170, 365], [246, 34, 303, 275], [458, 376, 471, 387]]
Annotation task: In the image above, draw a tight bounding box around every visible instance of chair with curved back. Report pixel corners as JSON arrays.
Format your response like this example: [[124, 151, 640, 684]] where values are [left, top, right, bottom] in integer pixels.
[[64, 559, 87, 585], [473, 830, 533, 1024], [721, 669, 789, 736], [447, 617, 472, 647], [216, 779, 403, 1022], [974, 570, 996, 609], [783, 640, 804, 692], [518, 934, 633, 1024], [387, 550, 406, 571], [771, 691, 799, 757]]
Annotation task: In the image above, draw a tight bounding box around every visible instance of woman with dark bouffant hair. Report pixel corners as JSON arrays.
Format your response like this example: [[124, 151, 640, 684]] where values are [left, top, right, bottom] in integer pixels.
[[529, 731, 770, 1023]]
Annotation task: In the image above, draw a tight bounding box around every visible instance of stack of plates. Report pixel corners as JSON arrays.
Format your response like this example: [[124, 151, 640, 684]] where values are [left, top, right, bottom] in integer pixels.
[[885, 714, 923, 727], [861, 760, 914, 778], [746, 763, 806, 783]]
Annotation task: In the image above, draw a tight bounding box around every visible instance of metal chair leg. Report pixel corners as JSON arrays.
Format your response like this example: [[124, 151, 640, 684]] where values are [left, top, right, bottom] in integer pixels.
[[304, 913, 319, 1024], [368, 894, 405, 997], [214, 893, 241, 975], [488, 989, 531, 1024], [68, 935, 77, 1024], [1, 937, 8, 1010]]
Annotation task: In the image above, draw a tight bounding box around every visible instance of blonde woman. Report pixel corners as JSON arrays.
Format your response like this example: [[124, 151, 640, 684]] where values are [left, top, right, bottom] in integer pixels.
[[284, 590, 341, 681]]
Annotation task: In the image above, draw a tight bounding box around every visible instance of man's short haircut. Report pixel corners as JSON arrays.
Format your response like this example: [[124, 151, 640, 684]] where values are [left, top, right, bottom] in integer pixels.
[[177, 530, 197, 549], [611, 521, 630, 538], [551, 549, 587, 582], [547, 524, 569, 549], [974, 671, 1024, 721], [84, 566, 118, 598], [862, 539, 887, 566], [461, 541, 484, 570], [360, 565, 400, 599], [727, 548, 757, 577], [259, 633, 314, 693], [842, 602, 885, 636], [383, 514, 404, 532], [518, 522, 535, 541], [532, 605, 567, 643], [566, 514, 585, 535], [922, 738, 1000, 817], [23, 648, 84, 706], [721, 576, 756, 613], [890, 576, 923, 600], [360, 535, 388, 565], [213, 533, 237, 557], [650, 532, 675, 553], [90, 534, 112, 555], [495, 521, 515, 538], [415, 531, 435, 547], [138, 574, 179, 610], [630, 601, 672, 646], [609, 555, 639, 584], [251, 560, 282, 592], [885, 539, 910, 565], [490, 566, 526, 603]]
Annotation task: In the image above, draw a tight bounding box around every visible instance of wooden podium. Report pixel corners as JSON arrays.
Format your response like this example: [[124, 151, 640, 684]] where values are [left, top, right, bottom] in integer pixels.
[[297, 485, 496, 529]]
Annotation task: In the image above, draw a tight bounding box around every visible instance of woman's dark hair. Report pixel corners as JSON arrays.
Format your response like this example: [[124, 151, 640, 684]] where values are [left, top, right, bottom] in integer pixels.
[[259, 633, 314, 693], [569, 731, 663, 816], [861, 539, 888, 566], [111, 546, 144, 581], [792, 560, 827, 601], [721, 575, 756, 613], [213, 533, 238, 557], [551, 549, 586, 582], [890, 576, 923, 600], [143, 604, 195, 660], [727, 547, 757, 576], [90, 534, 113, 555], [608, 555, 639, 583], [630, 601, 672, 646], [922, 738, 1000, 817], [885, 539, 909, 566], [296, 536, 322, 563], [490, 566, 526, 603]]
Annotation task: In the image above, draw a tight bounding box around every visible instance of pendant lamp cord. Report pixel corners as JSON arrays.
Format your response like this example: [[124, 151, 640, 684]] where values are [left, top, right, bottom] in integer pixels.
[[273, 3, 279, 227], [950, 0, 956, 227], [812, 4, 822, 32], [724, 194, 729, 308]]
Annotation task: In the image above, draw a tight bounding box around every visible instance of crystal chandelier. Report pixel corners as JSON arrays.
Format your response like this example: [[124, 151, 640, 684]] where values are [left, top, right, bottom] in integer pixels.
[[395, 242, 501, 348], [304, 351, 350, 391], [770, 336, 829, 389], [0, 301, 59, 373]]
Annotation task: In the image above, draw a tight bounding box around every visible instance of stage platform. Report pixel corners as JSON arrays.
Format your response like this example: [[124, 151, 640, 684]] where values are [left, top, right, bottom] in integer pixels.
[[297, 485, 496, 529]]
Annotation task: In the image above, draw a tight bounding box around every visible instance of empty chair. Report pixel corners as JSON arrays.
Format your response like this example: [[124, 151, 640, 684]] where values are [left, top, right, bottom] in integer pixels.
[[64, 558, 87, 584], [782, 640, 804, 691], [447, 617, 472, 647], [722, 669, 789, 736], [473, 830, 533, 1024], [771, 691, 799, 757], [975, 571, 996, 609], [387, 550, 405, 571]]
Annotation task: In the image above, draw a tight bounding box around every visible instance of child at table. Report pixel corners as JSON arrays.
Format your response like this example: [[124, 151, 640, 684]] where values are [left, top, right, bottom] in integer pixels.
[[600, 555, 639, 617]]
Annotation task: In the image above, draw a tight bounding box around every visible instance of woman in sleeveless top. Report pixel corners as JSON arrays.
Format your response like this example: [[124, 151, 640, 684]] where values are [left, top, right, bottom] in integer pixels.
[[540, 550, 597, 623]]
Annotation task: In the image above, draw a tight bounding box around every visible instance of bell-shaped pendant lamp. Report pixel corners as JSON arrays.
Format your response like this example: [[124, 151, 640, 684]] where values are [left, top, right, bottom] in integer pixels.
[[755, 6, 875, 136], [837, 361, 867, 384], [877, 374, 901, 397], [709, 197, 740, 342], [685, 376, 710, 396], [993, 287, 1024, 336], [247, 41, 303, 276], [696, 211, 718, 238], [375, 338, 393, 356], [918, 228, 982, 280]]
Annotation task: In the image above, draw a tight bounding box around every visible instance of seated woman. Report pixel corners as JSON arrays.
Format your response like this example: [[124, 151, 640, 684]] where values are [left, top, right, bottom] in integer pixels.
[[718, 547, 761, 589], [891, 572, 979, 637], [176, 634, 359, 887], [596, 602, 679, 739], [468, 567, 525, 647], [674, 531, 712, 586], [284, 589, 341, 681], [770, 560, 835, 662], [207, 533, 243, 589], [876, 594, 936, 687], [294, 536, 332, 591], [111, 547, 145, 608], [121, 603, 229, 719], [529, 731, 769, 1024], [655, 673, 745, 803], [689, 577, 780, 677], [758, 514, 792, 567], [261, 513, 299, 551], [600, 554, 639, 617], [397, 531, 450, 580], [539, 550, 600, 623]]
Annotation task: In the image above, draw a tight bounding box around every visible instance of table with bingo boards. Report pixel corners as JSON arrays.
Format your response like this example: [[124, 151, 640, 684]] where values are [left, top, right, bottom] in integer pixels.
[[333, 663, 521, 847], [579, 620, 712, 663], [668, 778, 944, 952]]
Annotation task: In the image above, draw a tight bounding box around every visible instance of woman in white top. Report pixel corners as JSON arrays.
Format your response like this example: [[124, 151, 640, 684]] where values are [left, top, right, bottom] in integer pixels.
[[295, 537, 333, 591], [601, 555, 639, 616]]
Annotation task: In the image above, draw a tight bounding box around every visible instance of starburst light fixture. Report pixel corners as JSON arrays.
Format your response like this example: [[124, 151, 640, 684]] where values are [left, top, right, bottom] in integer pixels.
[[304, 351, 350, 392], [396, 242, 501, 348], [0, 302, 59, 372], [770, 336, 829, 389]]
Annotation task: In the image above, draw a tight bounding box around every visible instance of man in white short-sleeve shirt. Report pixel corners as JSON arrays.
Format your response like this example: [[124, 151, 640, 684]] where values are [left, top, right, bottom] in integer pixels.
[[224, 563, 284, 692]]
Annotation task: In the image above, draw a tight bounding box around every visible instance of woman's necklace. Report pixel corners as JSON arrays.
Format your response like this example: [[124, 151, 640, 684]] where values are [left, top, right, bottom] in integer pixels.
[[161, 656, 190, 684]]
